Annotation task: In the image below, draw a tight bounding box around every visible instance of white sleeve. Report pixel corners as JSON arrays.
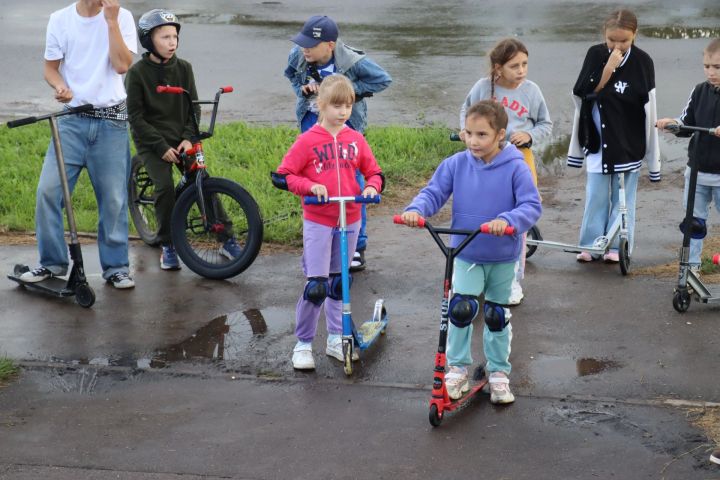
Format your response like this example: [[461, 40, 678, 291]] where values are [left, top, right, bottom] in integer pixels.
[[44, 13, 63, 61], [644, 88, 661, 180], [119, 9, 138, 54], [566, 94, 585, 167]]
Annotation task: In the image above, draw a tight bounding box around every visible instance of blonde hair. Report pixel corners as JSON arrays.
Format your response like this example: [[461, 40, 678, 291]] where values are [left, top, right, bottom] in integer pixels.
[[317, 75, 355, 108], [604, 9, 638, 34], [705, 38, 720, 56]]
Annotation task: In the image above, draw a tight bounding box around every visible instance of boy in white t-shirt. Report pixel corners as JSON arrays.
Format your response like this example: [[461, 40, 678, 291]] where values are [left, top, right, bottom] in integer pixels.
[[19, 0, 138, 289]]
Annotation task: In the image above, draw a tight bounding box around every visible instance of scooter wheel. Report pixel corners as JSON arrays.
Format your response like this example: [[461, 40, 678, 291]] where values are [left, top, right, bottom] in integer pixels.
[[429, 404, 442, 427], [526, 225, 542, 259], [343, 341, 353, 376], [619, 238, 630, 276], [75, 284, 96, 308], [672, 290, 690, 313]]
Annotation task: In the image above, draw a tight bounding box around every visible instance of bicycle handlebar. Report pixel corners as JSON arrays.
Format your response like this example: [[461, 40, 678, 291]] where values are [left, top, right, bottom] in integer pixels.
[[449, 132, 461, 142], [713, 254, 719, 265], [7, 104, 94, 129], [393, 214, 515, 235], [303, 195, 382, 205], [156, 85, 185, 95]]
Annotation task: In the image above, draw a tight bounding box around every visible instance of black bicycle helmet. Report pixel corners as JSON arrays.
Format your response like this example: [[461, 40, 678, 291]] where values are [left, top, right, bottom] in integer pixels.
[[138, 9, 181, 60]]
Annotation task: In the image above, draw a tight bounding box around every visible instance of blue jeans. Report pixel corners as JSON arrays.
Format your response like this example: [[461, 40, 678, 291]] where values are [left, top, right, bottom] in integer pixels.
[[683, 179, 720, 267], [446, 259, 515, 375], [578, 171, 638, 255], [35, 115, 131, 279]]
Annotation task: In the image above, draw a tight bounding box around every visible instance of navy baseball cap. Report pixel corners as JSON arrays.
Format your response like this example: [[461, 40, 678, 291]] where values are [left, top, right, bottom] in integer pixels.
[[291, 15, 339, 48]]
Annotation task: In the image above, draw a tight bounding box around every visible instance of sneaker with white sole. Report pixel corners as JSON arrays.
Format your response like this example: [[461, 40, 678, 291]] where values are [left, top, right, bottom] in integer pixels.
[[18, 266, 53, 283], [220, 237, 242, 260], [160, 244, 181, 270], [710, 448, 720, 465], [106, 272, 135, 289], [508, 278, 524, 306], [350, 250, 366, 272], [489, 371, 515, 404], [445, 366, 470, 400], [292, 341, 315, 370], [326, 334, 359, 361]]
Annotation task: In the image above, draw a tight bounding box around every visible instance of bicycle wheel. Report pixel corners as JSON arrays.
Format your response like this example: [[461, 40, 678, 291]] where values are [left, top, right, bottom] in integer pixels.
[[128, 156, 161, 246], [171, 177, 263, 279]]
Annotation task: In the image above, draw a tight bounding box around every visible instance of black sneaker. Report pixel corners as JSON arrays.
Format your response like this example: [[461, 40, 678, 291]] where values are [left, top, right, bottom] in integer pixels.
[[18, 266, 53, 283], [711, 448, 720, 465], [106, 272, 135, 289], [349, 250, 366, 272]]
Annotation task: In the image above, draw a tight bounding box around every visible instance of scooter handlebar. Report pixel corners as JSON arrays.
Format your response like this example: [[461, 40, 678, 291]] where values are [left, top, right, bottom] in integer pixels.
[[220, 86, 234, 93], [480, 224, 515, 235], [393, 214, 426, 228], [7, 116, 38, 129], [7, 104, 94, 129], [664, 123, 716, 135], [303, 195, 382, 205]]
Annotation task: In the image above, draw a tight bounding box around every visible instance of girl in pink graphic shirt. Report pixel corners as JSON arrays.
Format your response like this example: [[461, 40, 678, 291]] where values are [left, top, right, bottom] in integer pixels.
[[273, 75, 384, 370]]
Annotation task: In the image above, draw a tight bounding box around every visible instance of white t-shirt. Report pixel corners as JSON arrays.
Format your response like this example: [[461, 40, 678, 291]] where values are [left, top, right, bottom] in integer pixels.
[[44, 3, 137, 108]]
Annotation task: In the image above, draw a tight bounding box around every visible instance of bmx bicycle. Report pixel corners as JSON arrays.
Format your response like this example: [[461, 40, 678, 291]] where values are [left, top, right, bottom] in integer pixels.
[[394, 214, 515, 426], [304, 195, 388, 375], [7, 104, 96, 308], [128, 85, 263, 279], [665, 123, 720, 312]]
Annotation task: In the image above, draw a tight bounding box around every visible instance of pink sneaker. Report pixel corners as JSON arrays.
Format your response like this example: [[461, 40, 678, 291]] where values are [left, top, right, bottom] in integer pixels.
[[576, 252, 593, 262], [603, 251, 620, 263]]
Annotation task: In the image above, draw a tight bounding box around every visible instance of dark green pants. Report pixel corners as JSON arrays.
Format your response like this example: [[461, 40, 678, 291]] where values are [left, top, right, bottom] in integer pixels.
[[140, 152, 182, 246]]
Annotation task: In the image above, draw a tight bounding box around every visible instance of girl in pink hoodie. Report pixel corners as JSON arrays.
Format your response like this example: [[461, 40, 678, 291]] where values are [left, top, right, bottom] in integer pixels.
[[275, 76, 384, 370]]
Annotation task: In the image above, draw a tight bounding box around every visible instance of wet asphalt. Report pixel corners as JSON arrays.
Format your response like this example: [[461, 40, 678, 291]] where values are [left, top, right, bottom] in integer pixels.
[[2, 0, 720, 478]]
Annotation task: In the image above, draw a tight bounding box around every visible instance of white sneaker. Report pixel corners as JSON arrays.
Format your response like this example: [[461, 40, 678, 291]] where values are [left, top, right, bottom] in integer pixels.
[[326, 334, 359, 361], [508, 278, 524, 306], [18, 266, 53, 283], [292, 341, 315, 370], [445, 366, 470, 400], [489, 371, 515, 404]]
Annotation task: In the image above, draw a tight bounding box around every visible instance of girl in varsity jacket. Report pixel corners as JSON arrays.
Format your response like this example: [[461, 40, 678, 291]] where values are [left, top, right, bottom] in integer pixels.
[[567, 9, 660, 262]]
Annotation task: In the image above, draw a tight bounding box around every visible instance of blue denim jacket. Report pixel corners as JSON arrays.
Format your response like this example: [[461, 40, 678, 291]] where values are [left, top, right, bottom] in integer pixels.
[[284, 40, 392, 133]]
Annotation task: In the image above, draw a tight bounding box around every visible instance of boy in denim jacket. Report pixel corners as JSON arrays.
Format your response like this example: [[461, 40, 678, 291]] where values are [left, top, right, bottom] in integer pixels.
[[284, 15, 391, 271]]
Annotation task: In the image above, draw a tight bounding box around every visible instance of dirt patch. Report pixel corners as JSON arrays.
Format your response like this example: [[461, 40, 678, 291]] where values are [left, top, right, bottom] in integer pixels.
[[686, 407, 720, 445], [633, 235, 720, 281]]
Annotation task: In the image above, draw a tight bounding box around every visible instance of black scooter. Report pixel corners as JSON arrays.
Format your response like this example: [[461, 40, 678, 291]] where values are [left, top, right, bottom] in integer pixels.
[[667, 123, 720, 312], [7, 105, 96, 308]]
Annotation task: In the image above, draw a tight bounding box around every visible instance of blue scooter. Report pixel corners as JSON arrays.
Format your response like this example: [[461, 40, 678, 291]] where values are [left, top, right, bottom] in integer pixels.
[[304, 195, 388, 375]]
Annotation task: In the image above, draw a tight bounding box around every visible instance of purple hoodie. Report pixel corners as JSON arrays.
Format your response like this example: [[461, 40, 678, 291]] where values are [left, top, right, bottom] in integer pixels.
[[404, 143, 542, 264]]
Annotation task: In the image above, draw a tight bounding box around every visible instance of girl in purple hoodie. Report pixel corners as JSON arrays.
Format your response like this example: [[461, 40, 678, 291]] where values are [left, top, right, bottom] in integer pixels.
[[401, 100, 541, 404]]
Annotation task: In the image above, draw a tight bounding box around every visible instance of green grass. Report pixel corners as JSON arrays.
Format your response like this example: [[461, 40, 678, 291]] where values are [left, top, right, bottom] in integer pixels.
[[0, 122, 462, 244], [0, 357, 18, 384]]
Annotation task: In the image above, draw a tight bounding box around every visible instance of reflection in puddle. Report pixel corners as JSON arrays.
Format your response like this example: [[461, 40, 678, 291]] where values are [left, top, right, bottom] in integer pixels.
[[529, 356, 621, 381], [63, 308, 281, 370]]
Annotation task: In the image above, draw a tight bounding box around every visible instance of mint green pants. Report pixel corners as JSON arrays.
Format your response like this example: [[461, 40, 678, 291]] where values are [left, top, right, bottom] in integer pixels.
[[446, 258, 514, 374]]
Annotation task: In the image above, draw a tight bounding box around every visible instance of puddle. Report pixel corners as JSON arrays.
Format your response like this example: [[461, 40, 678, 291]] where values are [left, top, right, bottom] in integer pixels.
[[49, 307, 290, 370], [529, 355, 621, 381]]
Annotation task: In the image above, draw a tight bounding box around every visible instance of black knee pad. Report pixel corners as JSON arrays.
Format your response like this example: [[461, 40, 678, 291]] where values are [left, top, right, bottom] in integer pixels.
[[484, 301, 509, 332], [448, 293, 480, 328], [303, 277, 328, 306], [679, 216, 707, 239], [328, 272, 352, 301]]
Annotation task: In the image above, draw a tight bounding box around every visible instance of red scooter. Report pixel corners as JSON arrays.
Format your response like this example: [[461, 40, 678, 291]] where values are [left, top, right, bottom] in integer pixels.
[[394, 214, 514, 426]]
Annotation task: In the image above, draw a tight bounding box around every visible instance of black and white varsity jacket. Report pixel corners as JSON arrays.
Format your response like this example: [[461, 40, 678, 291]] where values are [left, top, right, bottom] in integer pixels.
[[676, 81, 720, 174], [567, 43, 661, 181]]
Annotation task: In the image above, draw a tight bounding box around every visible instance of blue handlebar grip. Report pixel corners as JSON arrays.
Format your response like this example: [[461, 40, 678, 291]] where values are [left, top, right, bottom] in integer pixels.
[[303, 196, 327, 205], [354, 195, 381, 204]]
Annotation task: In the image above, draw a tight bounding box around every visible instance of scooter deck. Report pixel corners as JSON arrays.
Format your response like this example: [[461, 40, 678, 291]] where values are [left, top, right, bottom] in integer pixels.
[[355, 318, 388, 350], [686, 272, 720, 303], [443, 379, 489, 413], [8, 274, 75, 297]]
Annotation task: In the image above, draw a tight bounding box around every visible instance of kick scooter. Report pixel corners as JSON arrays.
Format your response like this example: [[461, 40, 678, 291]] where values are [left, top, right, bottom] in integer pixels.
[[394, 214, 514, 426], [7, 104, 96, 308], [525, 171, 632, 275], [665, 123, 720, 312], [304, 195, 388, 375]]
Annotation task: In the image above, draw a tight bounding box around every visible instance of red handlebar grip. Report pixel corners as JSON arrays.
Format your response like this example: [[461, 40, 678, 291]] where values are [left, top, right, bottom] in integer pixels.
[[221, 86, 234, 93], [713, 253, 719, 265], [156, 86, 184, 94], [480, 224, 515, 235], [392, 214, 425, 228]]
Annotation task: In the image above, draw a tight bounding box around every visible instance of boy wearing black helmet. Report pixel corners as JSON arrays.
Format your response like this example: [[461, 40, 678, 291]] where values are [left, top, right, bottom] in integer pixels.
[[126, 9, 236, 270]]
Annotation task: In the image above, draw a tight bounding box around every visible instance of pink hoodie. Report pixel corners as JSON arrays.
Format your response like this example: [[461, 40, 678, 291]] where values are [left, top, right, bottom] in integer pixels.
[[277, 124, 384, 227]]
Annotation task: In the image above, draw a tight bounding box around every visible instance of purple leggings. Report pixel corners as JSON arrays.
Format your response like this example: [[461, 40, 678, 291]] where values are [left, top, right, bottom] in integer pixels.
[[295, 219, 360, 342]]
